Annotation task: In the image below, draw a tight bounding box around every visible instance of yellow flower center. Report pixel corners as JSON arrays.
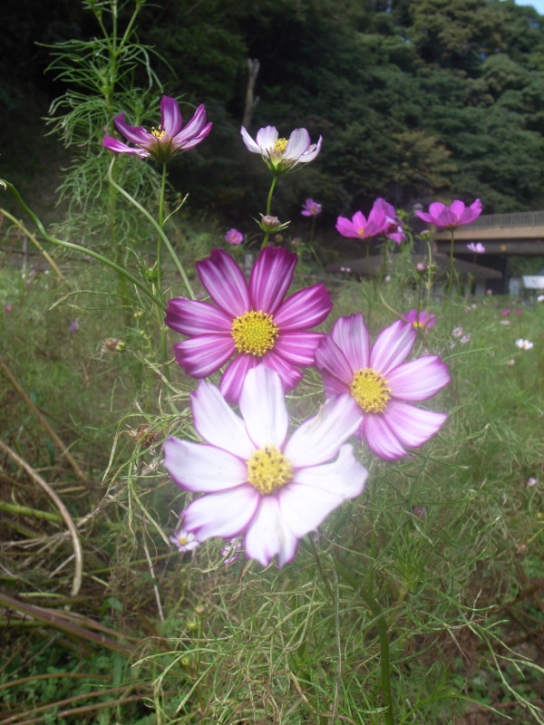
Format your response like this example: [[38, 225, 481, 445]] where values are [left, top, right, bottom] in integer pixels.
[[357, 227, 365, 236], [231, 310, 279, 357], [350, 367, 391, 414], [177, 535, 189, 546], [273, 138, 289, 154], [412, 321, 424, 329], [151, 126, 166, 139], [247, 445, 293, 495]]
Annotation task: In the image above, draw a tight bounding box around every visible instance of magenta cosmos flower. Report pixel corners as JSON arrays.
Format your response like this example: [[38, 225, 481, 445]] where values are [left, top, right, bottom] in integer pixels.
[[336, 204, 388, 241], [373, 198, 406, 244], [103, 96, 212, 163], [403, 309, 436, 330], [241, 125, 322, 174], [416, 199, 482, 229], [165, 246, 332, 403], [163, 366, 368, 567], [301, 198, 322, 217], [315, 314, 450, 460], [467, 242, 485, 253], [225, 228, 244, 245]]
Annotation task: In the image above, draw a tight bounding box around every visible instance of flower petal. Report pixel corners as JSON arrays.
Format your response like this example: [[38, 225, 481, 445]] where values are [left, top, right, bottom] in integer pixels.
[[160, 96, 182, 137], [165, 298, 232, 335], [249, 246, 297, 314], [284, 128, 311, 160], [184, 485, 260, 541], [274, 284, 332, 330], [197, 249, 250, 316], [172, 103, 206, 141], [370, 320, 415, 375], [314, 335, 354, 387], [255, 125, 278, 152], [244, 495, 299, 567], [284, 394, 362, 467], [387, 356, 450, 401], [219, 354, 259, 404], [331, 313, 370, 370], [279, 445, 368, 536], [102, 136, 149, 156], [239, 366, 289, 449], [191, 379, 255, 459], [164, 439, 248, 492], [336, 216, 357, 238], [173, 335, 234, 378], [384, 402, 447, 450], [261, 351, 303, 392], [113, 113, 153, 145], [298, 136, 323, 163], [362, 414, 407, 460], [240, 126, 261, 153], [274, 331, 323, 366]]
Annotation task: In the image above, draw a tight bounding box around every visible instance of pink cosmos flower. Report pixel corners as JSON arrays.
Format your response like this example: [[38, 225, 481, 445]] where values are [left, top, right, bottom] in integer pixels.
[[163, 366, 368, 567], [467, 242, 485, 253], [103, 96, 212, 163], [516, 339, 533, 350], [314, 314, 450, 460], [403, 309, 436, 330], [336, 207, 387, 241], [165, 246, 332, 403], [501, 308, 511, 317], [301, 198, 322, 217], [241, 125, 322, 174], [372, 198, 406, 244], [225, 229, 244, 245], [416, 199, 482, 228]]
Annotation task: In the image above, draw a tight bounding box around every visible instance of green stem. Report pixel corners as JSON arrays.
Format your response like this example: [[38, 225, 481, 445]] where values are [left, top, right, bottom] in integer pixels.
[[156, 162, 168, 295], [261, 175, 278, 249], [1, 180, 163, 308], [106, 159, 196, 300], [425, 238, 433, 310], [446, 228, 455, 300], [333, 558, 395, 725]]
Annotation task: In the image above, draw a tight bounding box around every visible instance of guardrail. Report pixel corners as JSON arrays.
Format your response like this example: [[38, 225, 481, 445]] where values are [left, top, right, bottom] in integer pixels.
[[469, 211, 544, 228]]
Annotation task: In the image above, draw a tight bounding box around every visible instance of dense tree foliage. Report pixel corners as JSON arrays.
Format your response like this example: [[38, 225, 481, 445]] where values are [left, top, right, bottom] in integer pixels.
[[3, 0, 544, 224]]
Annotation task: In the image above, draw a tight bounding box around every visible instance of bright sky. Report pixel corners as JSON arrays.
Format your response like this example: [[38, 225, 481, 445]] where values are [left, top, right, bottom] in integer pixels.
[[515, 0, 544, 14]]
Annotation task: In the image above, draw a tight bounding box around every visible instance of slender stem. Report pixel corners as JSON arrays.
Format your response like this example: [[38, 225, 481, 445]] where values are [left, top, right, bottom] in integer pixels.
[[156, 162, 168, 295], [446, 228, 455, 300], [1, 180, 163, 308], [0, 209, 64, 279], [261, 175, 278, 249], [106, 159, 196, 300], [333, 558, 395, 725], [309, 536, 333, 598], [425, 237, 433, 310]]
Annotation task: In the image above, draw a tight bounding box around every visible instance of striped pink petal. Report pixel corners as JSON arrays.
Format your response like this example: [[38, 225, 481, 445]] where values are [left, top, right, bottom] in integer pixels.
[[160, 96, 182, 137], [362, 414, 407, 460], [383, 402, 447, 450], [165, 298, 232, 335], [370, 320, 415, 375], [113, 113, 153, 145], [274, 284, 332, 330], [330, 313, 370, 370], [102, 136, 149, 156], [173, 335, 234, 378], [314, 336, 354, 387], [387, 356, 450, 401], [196, 249, 250, 316], [219, 354, 259, 404], [274, 332, 323, 366], [249, 246, 297, 314], [261, 351, 303, 392]]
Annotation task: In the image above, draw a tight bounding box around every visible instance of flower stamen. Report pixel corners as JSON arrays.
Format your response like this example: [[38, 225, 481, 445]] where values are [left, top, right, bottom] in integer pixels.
[[247, 445, 293, 495], [273, 138, 289, 154], [350, 367, 391, 413], [151, 126, 166, 138], [231, 311, 279, 357]]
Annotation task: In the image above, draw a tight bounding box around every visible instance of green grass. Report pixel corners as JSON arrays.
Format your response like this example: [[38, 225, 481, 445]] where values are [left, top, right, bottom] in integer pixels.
[[1, 257, 544, 725]]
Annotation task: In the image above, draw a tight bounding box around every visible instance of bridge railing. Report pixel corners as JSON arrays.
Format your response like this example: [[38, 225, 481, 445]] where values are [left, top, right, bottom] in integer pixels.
[[469, 211, 544, 228]]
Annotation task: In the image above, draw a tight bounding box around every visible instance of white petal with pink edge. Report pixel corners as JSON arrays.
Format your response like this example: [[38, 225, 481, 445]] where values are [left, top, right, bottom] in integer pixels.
[[249, 247, 296, 314], [363, 414, 407, 460], [314, 336, 354, 386], [370, 320, 415, 375], [174, 335, 234, 378], [184, 485, 260, 541], [239, 366, 289, 450], [244, 495, 299, 567], [284, 128, 311, 159], [293, 444, 368, 499], [196, 250, 250, 317], [241, 126, 261, 153], [274, 332, 322, 366], [165, 298, 232, 335], [255, 126, 278, 151], [164, 439, 248, 492], [274, 285, 332, 330], [382, 402, 447, 449], [331, 313, 370, 370], [219, 354, 259, 404], [261, 351, 303, 392], [284, 395, 362, 467], [387, 356, 450, 401], [191, 380, 255, 459]]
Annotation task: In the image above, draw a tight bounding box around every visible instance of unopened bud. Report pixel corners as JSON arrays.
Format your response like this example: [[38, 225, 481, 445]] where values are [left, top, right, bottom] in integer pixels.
[[416, 262, 428, 274]]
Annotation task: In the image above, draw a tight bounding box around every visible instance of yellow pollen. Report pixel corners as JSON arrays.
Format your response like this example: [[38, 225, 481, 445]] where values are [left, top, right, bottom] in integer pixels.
[[357, 227, 365, 236], [273, 138, 289, 153], [151, 126, 166, 138], [412, 321, 424, 329], [247, 445, 293, 495], [231, 310, 279, 357], [350, 367, 391, 414]]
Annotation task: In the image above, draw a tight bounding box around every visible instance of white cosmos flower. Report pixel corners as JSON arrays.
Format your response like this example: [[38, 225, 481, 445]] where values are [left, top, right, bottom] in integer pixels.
[[516, 339, 534, 350], [241, 125, 323, 174], [163, 366, 367, 568]]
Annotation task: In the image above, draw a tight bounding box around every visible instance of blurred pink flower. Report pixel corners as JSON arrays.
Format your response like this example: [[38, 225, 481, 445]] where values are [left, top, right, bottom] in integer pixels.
[[452, 327, 464, 338], [460, 334, 471, 345], [336, 208, 387, 241], [403, 309, 436, 330], [165, 246, 332, 403], [416, 199, 482, 229], [241, 125, 322, 174], [69, 320, 81, 334], [373, 198, 406, 244], [467, 242, 485, 253], [301, 198, 322, 217], [103, 96, 212, 163], [4, 303, 13, 313], [315, 314, 450, 460], [501, 309, 511, 317], [225, 229, 244, 245], [516, 339, 533, 350], [164, 366, 367, 567]]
